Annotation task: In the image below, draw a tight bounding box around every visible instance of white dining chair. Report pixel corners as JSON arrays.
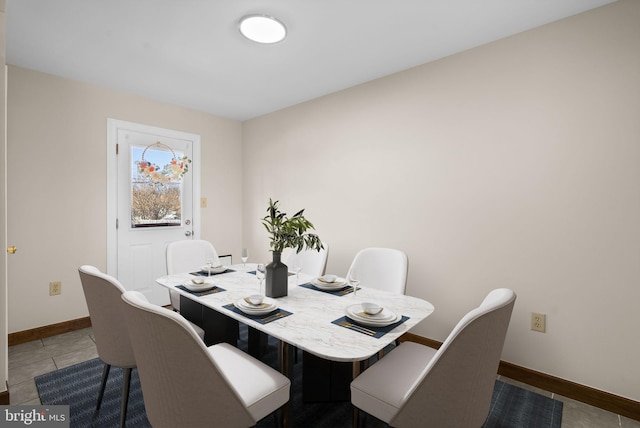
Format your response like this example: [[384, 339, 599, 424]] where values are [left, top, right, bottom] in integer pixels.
[[350, 288, 517, 428], [121, 290, 291, 428], [346, 247, 408, 295], [284, 242, 329, 277], [166, 239, 219, 311], [78, 265, 137, 427], [283, 242, 329, 361]]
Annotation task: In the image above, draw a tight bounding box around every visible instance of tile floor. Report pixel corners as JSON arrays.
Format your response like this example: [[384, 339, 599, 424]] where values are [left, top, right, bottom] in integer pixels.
[[8, 327, 640, 427]]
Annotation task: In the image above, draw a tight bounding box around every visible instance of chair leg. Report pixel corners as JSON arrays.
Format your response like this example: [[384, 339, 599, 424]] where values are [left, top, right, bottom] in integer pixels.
[[120, 367, 133, 428], [94, 363, 111, 418]]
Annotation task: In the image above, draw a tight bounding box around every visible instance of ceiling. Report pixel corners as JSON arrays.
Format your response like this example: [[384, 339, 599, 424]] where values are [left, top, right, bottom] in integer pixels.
[[6, 0, 615, 121]]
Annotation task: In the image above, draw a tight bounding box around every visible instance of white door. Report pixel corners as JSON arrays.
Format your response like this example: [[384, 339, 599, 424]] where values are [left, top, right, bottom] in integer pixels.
[[107, 119, 200, 305]]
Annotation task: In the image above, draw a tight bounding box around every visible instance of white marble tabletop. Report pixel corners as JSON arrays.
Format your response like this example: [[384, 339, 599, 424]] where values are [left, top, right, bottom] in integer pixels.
[[156, 263, 435, 362]]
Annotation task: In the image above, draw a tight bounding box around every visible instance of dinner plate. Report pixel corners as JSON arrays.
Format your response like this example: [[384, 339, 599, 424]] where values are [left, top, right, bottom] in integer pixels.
[[183, 278, 216, 292], [235, 297, 278, 315], [311, 277, 348, 290], [201, 265, 228, 274], [345, 304, 399, 327], [237, 297, 275, 310], [348, 304, 396, 321], [347, 311, 399, 327], [316, 276, 347, 286]]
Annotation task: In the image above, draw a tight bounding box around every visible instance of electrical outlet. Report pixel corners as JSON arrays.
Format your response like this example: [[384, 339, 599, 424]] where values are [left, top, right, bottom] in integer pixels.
[[531, 312, 546, 332], [49, 281, 62, 296]]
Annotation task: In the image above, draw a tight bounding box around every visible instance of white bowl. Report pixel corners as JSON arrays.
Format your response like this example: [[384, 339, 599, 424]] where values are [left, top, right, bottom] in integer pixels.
[[183, 279, 215, 292], [192, 277, 205, 284], [361, 302, 383, 315], [320, 274, 337, 283], [248, 294, 264, 305], [203, 265, 227, 274]]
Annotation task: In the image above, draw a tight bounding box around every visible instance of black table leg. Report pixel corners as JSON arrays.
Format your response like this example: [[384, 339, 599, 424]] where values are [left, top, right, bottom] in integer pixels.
[[279, 341, 295, 428], [302, 351, 352, 402], [247, 327, 268, 358], [180, 296, 239, 347]]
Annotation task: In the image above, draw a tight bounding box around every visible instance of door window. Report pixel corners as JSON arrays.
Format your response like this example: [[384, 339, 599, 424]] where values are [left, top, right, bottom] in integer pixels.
[[130, 143, 189, 228]]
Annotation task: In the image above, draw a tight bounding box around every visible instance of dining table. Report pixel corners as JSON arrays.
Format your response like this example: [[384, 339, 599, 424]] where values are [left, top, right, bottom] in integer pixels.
[[155, 263, 435, 426]]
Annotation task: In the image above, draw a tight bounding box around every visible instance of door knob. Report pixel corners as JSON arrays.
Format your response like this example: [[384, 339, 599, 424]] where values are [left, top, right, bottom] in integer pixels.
[[7, 246, 16, 254], [185, 231, 192, 237]]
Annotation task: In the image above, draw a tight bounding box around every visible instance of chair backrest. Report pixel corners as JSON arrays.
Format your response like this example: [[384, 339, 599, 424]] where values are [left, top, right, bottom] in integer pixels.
[[284, 242, 329, 277], [166, 239, 218, 274], [120, 291, 254, 428], [391, 288, 517, 428], [346, 248, 408, 294], [78, 265, 136, 368]]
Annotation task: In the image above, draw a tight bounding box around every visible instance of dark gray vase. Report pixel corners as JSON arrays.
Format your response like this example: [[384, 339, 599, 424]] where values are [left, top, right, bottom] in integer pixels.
[[266, 251, 288, 298]]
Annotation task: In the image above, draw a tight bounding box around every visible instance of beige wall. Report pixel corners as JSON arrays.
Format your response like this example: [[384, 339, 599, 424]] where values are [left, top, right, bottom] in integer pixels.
[[7, 66, 243, 333], [5, 0, 638, 404], [243, 0, 640, 401]]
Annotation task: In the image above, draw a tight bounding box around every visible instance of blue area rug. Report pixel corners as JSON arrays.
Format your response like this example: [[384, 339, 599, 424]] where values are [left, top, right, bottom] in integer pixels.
[[36, 326, 562, 427]]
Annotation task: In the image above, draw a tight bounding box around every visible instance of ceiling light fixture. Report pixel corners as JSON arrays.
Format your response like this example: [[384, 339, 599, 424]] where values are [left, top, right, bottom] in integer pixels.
[[238, 14, 287, 44]]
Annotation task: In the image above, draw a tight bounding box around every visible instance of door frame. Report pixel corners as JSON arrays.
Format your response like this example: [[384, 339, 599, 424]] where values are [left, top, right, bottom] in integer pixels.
[[106, 119, 201, 278]]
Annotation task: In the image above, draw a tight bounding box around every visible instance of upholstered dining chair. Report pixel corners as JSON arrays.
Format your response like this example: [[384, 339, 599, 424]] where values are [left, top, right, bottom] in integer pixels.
[[78, 265, 136, 428], [284, 242, 329, 277], [284, 242, 329, 361], [166, 239, 219, 311], [346, 247, 408, 295], [350, 288, 517, 428], [121, 290, 291, 428]]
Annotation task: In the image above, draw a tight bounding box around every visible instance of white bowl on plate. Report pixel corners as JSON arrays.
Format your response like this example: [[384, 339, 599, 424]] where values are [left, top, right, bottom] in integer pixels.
[[235, 297, 278, 315], [202, 265, 227, 274], [320, 274, 337, 283], [183, 278, 215, 292], [345, 304, 399, 327], [312, 277, 348, 290], [247, 294, 264, 305], [361, 302, 383, 315]]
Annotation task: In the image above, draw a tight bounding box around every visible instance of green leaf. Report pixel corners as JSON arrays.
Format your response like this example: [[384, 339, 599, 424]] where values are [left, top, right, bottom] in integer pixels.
[[261, 198, 322, 254]]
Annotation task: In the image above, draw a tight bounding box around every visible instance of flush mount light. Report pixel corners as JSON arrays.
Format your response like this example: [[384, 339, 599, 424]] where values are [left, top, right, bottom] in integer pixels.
[[238, 14, 287, 44]]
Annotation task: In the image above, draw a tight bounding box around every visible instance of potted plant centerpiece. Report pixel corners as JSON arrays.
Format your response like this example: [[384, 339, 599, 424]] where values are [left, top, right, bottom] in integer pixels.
[[262, 198, 323, 298]]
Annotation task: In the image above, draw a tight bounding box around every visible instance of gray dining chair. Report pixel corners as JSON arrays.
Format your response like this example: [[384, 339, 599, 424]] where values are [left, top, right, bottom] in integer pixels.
[[78, 265, 136, 428], [351, 288, 516, 427], [121, 290, 291, 428]]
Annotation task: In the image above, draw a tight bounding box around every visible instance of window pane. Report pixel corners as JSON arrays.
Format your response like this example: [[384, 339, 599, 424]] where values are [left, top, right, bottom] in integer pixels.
[[131, 145, 184, 228]]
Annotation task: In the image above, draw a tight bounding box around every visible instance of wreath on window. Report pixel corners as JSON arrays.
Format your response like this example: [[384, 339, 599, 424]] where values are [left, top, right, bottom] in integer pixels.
[[136, 142, 192, 183]]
